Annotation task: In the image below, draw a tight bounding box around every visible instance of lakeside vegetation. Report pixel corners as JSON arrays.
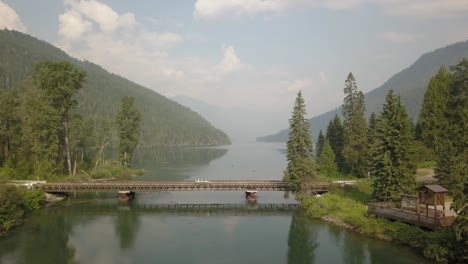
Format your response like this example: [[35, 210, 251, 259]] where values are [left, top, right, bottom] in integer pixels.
[[284, 60, 467, 263], [0, 61, 144, 181], [302, 181, 457, 263], [0, 184, 46, 234]]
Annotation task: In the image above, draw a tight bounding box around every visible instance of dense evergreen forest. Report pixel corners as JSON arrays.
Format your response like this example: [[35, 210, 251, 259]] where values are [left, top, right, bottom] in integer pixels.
[[284, 59, 467, 263], [0, 29, 230, 147], [258, 40, 468, 142]]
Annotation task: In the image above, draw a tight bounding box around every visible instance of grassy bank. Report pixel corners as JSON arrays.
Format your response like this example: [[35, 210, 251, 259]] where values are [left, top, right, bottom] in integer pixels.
[[302, 180, 458, 263], [51, 163, 145, 182]]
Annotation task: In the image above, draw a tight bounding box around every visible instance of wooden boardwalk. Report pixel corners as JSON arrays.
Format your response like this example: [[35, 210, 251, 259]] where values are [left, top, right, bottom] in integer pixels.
[[367, 202, 455, 230], [35, 180, 329, 193]]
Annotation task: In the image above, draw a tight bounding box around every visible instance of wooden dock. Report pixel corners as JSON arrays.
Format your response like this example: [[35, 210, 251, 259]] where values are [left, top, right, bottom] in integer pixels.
[[367, 202, 455, 230]]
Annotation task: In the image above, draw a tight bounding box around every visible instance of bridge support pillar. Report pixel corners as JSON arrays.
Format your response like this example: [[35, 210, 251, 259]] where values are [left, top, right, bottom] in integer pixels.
[[245, 190, 257, 201], [118, 191, 135, 202]]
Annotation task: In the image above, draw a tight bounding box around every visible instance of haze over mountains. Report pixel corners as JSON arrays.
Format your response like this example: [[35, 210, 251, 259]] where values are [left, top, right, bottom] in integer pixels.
[[0, 29, 230, 147], [172, 95, 287, 142], [257, 40, 468, 142]]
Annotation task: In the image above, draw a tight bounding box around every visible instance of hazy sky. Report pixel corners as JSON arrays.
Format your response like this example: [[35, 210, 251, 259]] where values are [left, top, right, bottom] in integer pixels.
[[1, 0, 468, 138]]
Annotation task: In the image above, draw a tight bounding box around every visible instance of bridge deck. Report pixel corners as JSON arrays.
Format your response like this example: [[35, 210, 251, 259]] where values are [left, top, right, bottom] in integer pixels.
[[35, 180, 329, 193]]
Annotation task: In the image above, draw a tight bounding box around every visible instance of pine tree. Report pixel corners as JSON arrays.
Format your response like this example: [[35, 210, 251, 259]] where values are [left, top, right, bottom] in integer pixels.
[[371, 90, 416, 202], [342, 73, 369, 177], [315, 130, 325, 160], [116, 96, 142, 166], [417, 66, 452, 150], [367, 112, 377, 146], [318, 140, 338, 176], [434, 60, 468, 260], [284, 91, 315, 191], [326, 114, 345, 170]]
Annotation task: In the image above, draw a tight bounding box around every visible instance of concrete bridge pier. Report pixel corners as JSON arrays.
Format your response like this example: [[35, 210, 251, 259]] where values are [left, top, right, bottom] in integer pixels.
[[245, 190, 257, 200], [118, 191, 135, 202]]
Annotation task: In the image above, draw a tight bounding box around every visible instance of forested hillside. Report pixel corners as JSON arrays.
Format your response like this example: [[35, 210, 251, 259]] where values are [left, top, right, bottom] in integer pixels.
[[0, 29, 230, 147], [258, 40, 468, 142]]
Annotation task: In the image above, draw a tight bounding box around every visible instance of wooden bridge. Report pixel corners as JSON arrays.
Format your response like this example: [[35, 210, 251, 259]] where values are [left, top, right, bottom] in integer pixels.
[[34, 180, 329, 193]]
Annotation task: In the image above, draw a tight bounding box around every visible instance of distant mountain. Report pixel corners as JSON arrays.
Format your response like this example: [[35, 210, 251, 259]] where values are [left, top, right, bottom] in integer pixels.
[[173, 95, 287, 142], [258, 40, 468, 142], [0, 29, 230, 147]]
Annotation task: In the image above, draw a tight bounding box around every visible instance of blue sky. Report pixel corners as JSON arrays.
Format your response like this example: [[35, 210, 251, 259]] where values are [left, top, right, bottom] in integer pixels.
[[1, 0, 468, 138]]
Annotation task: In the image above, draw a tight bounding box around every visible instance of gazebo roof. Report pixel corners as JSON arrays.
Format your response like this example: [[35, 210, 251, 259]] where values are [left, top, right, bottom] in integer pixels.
[[419, 184, 448, 193]]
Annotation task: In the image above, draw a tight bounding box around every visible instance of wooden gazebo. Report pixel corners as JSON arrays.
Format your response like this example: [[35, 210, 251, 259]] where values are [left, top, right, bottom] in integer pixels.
[[416, 185, 449, 223]]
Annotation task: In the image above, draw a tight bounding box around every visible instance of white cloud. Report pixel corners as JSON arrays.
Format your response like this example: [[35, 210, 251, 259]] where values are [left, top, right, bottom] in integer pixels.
[[59, 10, 92, 41], [65, 0, 136, 33], [193, 0, 468, 19], [380, 31, 415, 43], [216, 45, 245, 74], [194, 0, 286, 20], [0, 1, 26, 32], [58, 0, 185, 86]]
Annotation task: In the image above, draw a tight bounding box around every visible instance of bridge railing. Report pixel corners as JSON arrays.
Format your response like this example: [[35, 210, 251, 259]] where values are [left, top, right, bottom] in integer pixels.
[[34, 180, 329, 193]]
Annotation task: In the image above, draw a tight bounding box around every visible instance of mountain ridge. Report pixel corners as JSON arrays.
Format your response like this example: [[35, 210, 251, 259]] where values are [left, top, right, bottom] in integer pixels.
[[257, 40, 468, 142], [0, 29, 231, 146]]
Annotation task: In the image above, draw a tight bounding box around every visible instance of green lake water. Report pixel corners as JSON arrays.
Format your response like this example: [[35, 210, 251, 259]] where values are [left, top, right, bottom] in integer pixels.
[[0, 142, 430, 264]]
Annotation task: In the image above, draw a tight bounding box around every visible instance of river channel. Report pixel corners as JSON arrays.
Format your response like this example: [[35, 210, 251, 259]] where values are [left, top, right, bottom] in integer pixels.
[[0, 142, 429, 264]]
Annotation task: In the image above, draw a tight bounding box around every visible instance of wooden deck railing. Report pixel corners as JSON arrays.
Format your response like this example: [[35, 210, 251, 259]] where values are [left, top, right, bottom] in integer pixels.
[[367, 202, 455, 230]]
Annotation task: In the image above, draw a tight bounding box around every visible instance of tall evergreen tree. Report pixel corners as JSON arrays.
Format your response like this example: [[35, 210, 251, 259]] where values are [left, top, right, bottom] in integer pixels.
[[434, 60, 467, 260], [315, 130, 325, 160], [326, 114, 345, 170], [417, 66, 452, 150], [33, 61, 86, 175], [367, 112, 377, 146], [342, 73, 369, 177], [371, 90, 416, 202], [116, 96, 142, 166], [318, 140, 338, 176], [284, 91, 315, 191]]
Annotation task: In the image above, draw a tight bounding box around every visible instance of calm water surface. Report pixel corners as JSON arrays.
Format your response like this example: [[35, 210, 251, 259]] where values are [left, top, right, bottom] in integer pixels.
[[0, 142, 429, 264]]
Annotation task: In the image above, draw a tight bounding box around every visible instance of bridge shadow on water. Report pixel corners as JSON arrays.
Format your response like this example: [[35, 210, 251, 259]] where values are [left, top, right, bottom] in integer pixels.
[[57, 199, 301, 217]]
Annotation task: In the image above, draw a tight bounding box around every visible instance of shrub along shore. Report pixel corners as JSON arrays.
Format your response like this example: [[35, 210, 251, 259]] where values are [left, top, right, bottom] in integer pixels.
[[0, 163, 144, 235], [0, 184, 46, 235], [301, 180, 458, 263]]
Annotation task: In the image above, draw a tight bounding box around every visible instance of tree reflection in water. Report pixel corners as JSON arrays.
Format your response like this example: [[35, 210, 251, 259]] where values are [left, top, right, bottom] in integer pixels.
[[0, 208, 78, 264], [287, 211, 319, 264], [114, 202, 141, 250]]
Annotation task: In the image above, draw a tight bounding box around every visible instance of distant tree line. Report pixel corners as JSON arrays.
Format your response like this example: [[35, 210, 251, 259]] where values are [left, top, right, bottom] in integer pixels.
[[0, 61, 142, 180]]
